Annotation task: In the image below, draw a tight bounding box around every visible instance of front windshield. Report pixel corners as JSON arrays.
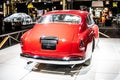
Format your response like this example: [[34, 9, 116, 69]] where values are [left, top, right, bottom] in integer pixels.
[[38, 14, 81, 24]]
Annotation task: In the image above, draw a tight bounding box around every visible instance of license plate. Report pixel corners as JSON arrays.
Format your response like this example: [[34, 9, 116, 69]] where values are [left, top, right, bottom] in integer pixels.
[[41, 40, 57, 50]]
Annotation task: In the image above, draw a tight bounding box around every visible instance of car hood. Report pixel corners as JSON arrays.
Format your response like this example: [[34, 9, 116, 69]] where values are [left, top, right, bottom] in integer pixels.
[[3, 16, 12, 22]]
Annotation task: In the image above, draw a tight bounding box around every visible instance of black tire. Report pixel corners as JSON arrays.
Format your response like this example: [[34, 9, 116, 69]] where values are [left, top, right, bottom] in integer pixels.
[[92, 38, 95, 52], [83, 38, 94, 66], [83, 57, 91, 66]]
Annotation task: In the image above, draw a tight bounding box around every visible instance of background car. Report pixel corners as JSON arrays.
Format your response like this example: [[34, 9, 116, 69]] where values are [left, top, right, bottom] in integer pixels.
[[20, 10, 99, 66], [3, 13, 33, 26], [3, 13, 33, 32]]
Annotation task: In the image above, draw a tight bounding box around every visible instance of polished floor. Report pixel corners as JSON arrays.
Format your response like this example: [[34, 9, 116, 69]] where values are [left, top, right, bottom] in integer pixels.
[[0, 38, 120, 80]]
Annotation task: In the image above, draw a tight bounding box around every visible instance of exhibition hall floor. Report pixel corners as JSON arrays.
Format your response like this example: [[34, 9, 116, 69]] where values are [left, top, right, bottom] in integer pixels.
[[0, 38, 120, 80]]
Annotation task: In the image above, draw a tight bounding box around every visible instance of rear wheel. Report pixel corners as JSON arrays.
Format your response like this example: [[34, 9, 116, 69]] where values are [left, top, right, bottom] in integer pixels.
[[92, 38, 95, 52], [83, 38, 95, 66], [83, 57, 91, 66]]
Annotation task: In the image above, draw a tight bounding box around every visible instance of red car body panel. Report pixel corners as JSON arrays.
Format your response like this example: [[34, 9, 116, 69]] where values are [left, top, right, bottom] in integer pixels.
[[22, 23, 84, 57], [20, 10, 99, 65]]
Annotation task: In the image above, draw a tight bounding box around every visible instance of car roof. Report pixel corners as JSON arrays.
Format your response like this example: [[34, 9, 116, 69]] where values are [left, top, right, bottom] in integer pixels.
[[43, 10, 88, 18]]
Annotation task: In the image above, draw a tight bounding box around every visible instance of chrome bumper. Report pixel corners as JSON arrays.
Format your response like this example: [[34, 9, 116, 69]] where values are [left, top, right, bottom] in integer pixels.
[[20, 53, 85, 65]]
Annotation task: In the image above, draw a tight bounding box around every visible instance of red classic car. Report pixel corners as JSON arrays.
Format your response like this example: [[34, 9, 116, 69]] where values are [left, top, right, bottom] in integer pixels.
[[20, 10, 99, 65]]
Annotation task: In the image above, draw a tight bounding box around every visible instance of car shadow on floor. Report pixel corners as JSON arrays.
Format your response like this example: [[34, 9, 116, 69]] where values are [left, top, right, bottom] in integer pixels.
[[30, 63, 84, 76]]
